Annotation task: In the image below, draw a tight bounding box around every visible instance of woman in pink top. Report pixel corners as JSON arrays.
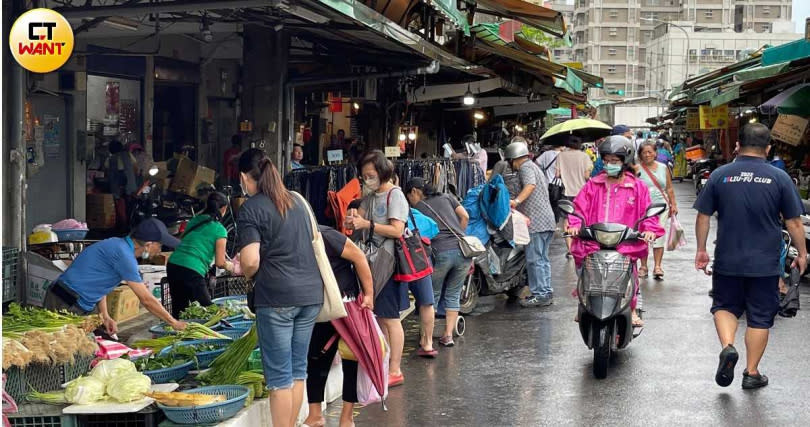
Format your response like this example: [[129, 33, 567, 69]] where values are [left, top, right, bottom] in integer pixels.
[[566, 136, 665, 326]]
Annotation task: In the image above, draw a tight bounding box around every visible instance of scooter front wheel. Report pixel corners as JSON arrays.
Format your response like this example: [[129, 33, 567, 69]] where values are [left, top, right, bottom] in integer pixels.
[[593, 322, 612, 379]]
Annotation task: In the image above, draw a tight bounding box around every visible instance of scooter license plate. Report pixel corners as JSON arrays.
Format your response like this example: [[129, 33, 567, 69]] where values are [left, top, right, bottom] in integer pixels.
[[700, 178, 707, 186]]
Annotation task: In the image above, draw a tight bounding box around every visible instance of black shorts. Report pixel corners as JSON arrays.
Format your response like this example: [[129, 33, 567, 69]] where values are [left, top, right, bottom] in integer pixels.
[[374, 278, 408, 319], [711, 273, 780, 329]]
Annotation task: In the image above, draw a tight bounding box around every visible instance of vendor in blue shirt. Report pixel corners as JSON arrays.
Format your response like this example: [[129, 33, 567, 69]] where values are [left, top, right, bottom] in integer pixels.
[[43, 218, 188, 335]]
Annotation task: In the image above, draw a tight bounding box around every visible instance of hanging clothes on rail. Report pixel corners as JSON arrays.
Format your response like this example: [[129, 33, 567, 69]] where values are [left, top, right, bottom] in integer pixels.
[[284, 165, 358, 225]]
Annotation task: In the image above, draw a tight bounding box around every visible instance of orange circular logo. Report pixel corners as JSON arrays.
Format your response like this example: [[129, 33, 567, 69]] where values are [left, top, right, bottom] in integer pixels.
[[9, 8, 74, 73]]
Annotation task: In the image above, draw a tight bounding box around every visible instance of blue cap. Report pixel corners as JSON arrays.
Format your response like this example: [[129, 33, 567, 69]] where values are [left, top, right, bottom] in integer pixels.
[[131, 218, 180, 248], [612, 124, 631, 135]]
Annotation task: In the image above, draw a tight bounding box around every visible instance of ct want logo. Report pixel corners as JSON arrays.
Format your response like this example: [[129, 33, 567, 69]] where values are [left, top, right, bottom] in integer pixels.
[[9, 8, 74, 73]]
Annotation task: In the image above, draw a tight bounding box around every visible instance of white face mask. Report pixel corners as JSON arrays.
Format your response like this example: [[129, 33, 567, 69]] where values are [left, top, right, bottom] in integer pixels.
[[362, 177, 380, 196], [141, 245, 152, 260]]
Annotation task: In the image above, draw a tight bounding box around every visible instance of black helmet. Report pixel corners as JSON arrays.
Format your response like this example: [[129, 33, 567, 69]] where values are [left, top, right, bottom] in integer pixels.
[[599, 135, 632, 164]]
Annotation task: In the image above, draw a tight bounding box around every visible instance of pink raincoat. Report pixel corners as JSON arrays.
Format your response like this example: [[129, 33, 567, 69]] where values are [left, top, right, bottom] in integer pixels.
[[567, 171, 665, 268]]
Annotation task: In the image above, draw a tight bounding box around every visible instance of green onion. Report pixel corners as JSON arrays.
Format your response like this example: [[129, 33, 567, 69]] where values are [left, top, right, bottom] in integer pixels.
[[26, 390, 67, 405], [198, 325, 258, 385]]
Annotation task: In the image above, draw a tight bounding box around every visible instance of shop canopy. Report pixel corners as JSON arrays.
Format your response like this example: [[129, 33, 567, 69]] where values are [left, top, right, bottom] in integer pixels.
[[759, 83, 810, 116], [471, 0, 567, 38], [762, 39, 810, 67]]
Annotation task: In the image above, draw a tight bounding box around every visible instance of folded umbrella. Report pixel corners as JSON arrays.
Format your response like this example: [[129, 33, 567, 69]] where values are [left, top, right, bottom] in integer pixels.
[[778, 267, 801, 318], [330, 297, 387, 409]]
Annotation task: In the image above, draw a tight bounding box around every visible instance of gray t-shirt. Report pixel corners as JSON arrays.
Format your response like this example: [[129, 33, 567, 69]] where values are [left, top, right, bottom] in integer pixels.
[[517, 160, 556, 233], [360, 187, 409, 254], [237, 193, 324, 308], [417, 194, 464, 252]]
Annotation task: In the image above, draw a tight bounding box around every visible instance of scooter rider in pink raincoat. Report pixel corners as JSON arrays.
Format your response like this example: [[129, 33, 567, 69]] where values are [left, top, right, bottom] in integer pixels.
[[566, 136, 665, 327]]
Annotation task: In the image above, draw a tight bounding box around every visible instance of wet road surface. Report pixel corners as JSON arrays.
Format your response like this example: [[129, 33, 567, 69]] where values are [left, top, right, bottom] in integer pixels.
[[326, 182, 810, 426]]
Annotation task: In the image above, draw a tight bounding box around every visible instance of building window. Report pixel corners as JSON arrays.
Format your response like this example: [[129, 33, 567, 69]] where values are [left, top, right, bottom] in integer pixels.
[[609, 10, 618, 19], [609, 28, 618, 37], [763, 6, 771, 15], [704, 10, 713, 19], [608, 48, 617, 56], [607, 66, 617, 74]]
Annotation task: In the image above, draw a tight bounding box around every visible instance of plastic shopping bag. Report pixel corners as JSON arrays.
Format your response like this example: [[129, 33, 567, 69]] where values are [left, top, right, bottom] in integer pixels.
[[666, 215, 687, 251], [356, 320, 389, 406]]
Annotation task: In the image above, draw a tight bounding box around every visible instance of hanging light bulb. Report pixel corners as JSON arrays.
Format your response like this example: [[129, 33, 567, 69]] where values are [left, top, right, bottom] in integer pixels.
[[408, 129, 417, 141], [399, 132, 407, 142], [473, 111, 484, 120], [515, 124, 523, 132], [148, 165, 159, 177], [353, 102, 360, 110], [463, 84, 475, 106]]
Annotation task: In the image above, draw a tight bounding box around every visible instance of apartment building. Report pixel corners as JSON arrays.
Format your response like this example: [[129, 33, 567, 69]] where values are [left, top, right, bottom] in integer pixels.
[[563, 0, 793, 99]]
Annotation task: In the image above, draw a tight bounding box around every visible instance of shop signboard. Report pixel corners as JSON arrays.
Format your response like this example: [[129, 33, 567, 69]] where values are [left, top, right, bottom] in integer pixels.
[[771, 114, 809, 146], [327, 149, 343, 163], [385, 146, 402, 158], [686, 108, 700, 131], [699, 105, 729, 130]]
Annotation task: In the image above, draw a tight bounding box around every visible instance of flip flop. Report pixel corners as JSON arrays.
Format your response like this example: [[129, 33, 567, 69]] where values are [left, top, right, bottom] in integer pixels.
[[416, 347, 438, 358], [639, 267, 649, 278], [653, 268, 664, 280]]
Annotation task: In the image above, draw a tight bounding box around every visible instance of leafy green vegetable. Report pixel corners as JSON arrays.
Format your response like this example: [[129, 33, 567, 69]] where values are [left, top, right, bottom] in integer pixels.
[[90, 358, 137, 384], [135, 354, 192, 371], [64, 377, 106, 405], [106, 372, 152, 402], [197, 325, 258, 385], [26, 390, 67, 405]]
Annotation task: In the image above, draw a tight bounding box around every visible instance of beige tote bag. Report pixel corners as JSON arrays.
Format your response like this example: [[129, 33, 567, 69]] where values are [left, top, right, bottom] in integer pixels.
[[292, 192, 347, 322]]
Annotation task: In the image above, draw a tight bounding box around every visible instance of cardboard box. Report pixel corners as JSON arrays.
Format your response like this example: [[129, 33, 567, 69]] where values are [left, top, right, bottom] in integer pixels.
[[86, 193, 116, 229], [169, 157, 215, 199], [106, 286, 140, 322], [148, 251, 172, 266]]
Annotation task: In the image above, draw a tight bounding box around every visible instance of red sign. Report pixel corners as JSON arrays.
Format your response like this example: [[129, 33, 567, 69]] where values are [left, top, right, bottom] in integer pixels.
[[328, 92, 342, 113]]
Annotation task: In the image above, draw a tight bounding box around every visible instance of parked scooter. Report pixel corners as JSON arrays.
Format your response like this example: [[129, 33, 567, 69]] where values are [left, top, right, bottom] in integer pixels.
[[559, 199, 667, 379], [691, 158, 717, 195]]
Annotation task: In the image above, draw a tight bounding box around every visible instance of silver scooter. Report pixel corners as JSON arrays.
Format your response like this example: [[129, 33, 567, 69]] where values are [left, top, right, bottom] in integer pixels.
[[559, 200, 667, 379]]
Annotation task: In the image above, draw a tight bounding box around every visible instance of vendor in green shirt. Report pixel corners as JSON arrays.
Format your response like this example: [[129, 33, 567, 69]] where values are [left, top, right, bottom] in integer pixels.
[[167, 192, 234, 318]]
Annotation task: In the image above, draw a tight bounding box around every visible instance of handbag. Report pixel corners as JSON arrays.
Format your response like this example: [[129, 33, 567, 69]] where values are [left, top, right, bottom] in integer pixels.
[[292, 192, 347, 323], [640, 163, 670, 207], [356, 195, 396, 297], [545, 154, 565, 204], [392, 210, 433, 282], [421, 201, 486, 258]]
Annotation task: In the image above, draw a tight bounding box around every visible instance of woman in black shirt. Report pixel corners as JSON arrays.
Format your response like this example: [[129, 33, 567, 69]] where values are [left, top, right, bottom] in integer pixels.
[[303, 225, 373, 427]]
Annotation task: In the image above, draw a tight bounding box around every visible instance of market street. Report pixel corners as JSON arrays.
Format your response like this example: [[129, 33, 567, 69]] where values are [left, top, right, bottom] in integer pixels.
[[339, 182, 810, 426]]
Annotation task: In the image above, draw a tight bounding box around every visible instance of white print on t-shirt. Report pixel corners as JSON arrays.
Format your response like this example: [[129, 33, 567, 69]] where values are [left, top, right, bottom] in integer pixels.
[[722, 171, 773, 184]]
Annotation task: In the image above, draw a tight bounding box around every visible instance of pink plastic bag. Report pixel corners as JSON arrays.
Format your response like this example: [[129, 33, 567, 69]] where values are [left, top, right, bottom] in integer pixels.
[[356, 320, 389, 406], [666, 215, 687, 251]]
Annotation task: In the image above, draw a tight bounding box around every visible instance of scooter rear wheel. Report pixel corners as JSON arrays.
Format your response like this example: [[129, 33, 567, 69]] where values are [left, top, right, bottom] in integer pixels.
[[459, 273, 480, 315], [593, 322, 612, 379]]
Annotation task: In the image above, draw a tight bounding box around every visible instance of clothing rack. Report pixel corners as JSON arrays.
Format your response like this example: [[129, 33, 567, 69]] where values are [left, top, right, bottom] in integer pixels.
[[393, 158, 485, 199], [284, 164, 358, 225]]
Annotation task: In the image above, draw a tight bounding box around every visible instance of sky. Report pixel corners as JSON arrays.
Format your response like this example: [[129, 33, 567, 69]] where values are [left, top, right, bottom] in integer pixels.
[[796, 2, 810, 34]]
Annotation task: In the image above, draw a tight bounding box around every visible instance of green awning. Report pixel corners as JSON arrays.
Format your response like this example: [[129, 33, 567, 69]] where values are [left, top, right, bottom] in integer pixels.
[[554, 69, 583, 94], [546, 107, 572, 117], [733, 62, 790, 82], [709, 85, 741, 107], [762, 39, 810, 66], [691, 88, 717, 105], [471, 23, 505, 45], [473, 0, 567, 38], [569, 68, 603, 87], [429, 0, 470, 36]]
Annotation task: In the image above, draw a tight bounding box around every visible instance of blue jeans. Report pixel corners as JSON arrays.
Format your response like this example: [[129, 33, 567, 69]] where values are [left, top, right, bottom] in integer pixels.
[[256, 304, 321, 390], [432, 248, 470, 311], [526, 231, 553, 298]]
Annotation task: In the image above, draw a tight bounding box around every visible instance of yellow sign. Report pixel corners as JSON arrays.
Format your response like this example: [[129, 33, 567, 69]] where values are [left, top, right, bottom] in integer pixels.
[[771, 114, 809, 146], [9, 8, 74, 73], [686, 109, 700, 131], [698, 105, 729, 130]]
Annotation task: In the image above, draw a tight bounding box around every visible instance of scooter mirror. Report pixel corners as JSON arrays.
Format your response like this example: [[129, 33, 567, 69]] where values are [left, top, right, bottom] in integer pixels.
[[558, 200, 576, 215], [644, 203, 667, 219]]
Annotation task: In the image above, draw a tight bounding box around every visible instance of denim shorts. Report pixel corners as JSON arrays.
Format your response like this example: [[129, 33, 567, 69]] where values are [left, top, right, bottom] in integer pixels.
[[406, 275, 435, 307], [432, 248, 471, 311], [256, 304, 321, 390]]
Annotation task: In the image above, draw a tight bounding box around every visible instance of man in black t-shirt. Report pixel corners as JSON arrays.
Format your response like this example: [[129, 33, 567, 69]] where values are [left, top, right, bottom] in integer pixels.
[[694, 123, 807, 390]]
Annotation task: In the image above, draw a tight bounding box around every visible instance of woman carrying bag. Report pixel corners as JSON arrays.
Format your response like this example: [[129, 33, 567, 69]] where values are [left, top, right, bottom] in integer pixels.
[[405, 177, 471, 347], [637, 142, 679, 280]]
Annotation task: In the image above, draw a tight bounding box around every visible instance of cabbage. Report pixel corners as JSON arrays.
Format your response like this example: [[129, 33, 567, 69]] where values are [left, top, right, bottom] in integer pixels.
[[90, 358, 137, 384], [64, 377, 106, 404], [106, 372, 152, 402]]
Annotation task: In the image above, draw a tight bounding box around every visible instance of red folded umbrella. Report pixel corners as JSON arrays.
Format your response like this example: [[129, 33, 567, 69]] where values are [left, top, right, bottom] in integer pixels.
[[330, 296, 387, 409]]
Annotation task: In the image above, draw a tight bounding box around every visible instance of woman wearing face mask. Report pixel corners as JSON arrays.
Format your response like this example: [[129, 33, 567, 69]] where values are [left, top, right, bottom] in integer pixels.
[[237, 149, 323, 427], [565, 136, 665, 327], [344, 150, 410, 388], [166, 192, 234, 318], [637, 142, 678, 280]]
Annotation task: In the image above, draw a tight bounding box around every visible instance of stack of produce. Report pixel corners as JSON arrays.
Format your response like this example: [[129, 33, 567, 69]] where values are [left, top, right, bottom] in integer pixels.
[[133, 322, 230, 353], [146, 391, 226, 406], [197, 324, 258, 386], [180, 301, 253, 323], [27, 359, 152, 405], [2, 303, 100, 370]]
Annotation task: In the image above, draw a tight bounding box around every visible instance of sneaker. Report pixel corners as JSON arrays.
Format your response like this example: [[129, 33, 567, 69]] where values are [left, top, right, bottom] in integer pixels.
[[742, 370, 769, 389], [520, 296, 553, 308], [439, 335, 455, 347], [715, 345, 739, 387]]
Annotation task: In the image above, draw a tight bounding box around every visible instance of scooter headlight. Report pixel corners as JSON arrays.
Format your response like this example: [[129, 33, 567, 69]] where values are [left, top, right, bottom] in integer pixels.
[[593, 230, 623, 247]]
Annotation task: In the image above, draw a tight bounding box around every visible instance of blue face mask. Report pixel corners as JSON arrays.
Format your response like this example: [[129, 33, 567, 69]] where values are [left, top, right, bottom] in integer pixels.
[[605, 164, 623, 177]]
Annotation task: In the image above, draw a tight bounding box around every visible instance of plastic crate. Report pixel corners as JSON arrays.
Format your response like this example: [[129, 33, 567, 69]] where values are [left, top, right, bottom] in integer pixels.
[[8, 404, 77, 427], [3, 247, 20, 303], [52, 230, 89, 242], [76, 406, 165, 427], [4, 353, 95, 403], [208, 276, 251, 299]]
